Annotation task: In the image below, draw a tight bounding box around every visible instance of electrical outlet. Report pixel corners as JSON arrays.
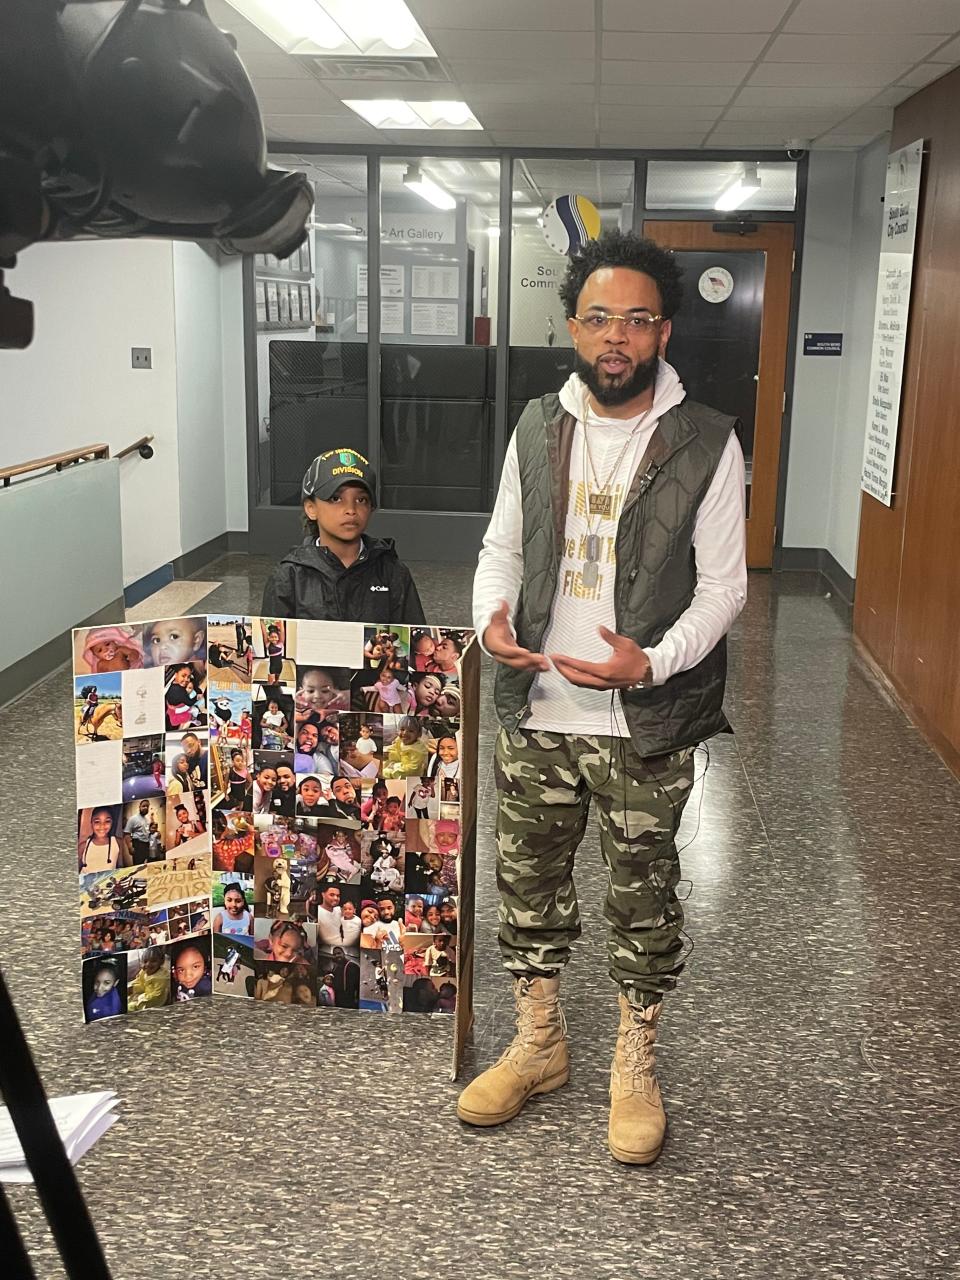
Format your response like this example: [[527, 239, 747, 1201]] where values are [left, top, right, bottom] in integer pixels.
[[131, 347, 152, 369]]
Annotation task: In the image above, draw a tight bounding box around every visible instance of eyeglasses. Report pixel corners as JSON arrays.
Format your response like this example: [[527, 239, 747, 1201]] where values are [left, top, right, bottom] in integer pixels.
[[574, 311, 663, 333]]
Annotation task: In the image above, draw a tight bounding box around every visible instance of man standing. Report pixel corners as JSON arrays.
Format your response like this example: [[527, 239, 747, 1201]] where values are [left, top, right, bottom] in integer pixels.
[[124, 799, 153, 866], [458, 231, 746, 1164], [316, 884, 345, 948]]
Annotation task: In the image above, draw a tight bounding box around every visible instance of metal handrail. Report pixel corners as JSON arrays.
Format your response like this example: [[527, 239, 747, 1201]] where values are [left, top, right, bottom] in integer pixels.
[[0, 444, 109, 488], [115, 434, 154, 461]]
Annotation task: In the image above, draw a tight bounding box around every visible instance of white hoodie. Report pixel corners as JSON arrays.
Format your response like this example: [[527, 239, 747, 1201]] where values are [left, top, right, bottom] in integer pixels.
[[473, 360, 747, 737]]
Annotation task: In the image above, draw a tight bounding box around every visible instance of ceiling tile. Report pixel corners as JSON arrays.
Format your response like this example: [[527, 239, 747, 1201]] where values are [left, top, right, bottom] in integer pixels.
[[599, 84, 736, 106], [765, 32, 944, 62], [747, 62, 911, 86], [598, 107, 722, 126], [249, 78, 343, 110], [409, 0, 592, 30], [786, 0, 960, 34], [602, 32, 769, 61], [476, 104, 588, 129], [898, 62, 952, 87], [599, 131, 710, 147], [459, 83, 596, 106], [312, 80, 459, 101], [602, 61, 753, 86], [489, 130, 598, 147], [603, 0, 791, 32], [735, 85, 877, 107], [928, 33, 960, 61], [835, 106, 895, 130], [263, 114, 380, 142], [429, 30, 593, 61], [239, 53, 313, 79], [723, 105, 849, 124], [447, 59, 595, 83]]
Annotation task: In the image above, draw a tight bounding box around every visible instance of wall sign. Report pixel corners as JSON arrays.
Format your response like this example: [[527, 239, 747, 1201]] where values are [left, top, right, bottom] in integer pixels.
[[803, 332, 843, 356], [860, 139, 925, 507]]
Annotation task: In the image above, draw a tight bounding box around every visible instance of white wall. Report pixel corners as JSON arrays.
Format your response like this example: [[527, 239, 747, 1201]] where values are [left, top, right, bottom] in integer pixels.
[[782, 144, 887, 577], [220, 256, 249, 532], [173, 242, 227, 553], [0, 239, 181, 586]]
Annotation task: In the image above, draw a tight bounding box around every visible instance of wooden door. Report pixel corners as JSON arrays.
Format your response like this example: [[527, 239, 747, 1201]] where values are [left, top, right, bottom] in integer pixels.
[[644, 221, 794, 568]]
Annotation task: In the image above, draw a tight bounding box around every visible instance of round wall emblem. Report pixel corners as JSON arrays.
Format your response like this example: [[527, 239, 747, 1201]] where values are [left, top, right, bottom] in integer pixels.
[[698, 266, 734, 303]]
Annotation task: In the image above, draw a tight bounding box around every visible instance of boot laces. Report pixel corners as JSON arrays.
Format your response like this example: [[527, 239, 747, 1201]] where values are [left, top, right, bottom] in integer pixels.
[[498, 979, 565, 1066], [620, 1010, 656, 1090]]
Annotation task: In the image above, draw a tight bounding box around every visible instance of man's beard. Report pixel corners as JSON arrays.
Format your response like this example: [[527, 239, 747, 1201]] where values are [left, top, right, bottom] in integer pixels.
[[575, 350, 658, 407]]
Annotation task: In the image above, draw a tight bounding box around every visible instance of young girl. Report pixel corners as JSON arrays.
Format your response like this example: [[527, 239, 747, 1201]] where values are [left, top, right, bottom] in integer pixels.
[[165, 664, 201, 730], [371, 847, 403, 894], [85, 961, 123, 1021], [325, 829, 359, 879], [383, 718, 430, 779], [143, 617, 205, 667], [297, 775, 330, 818], [127, 948, 170, 1010], [170, 943, 212, 1001], [361, 781, 389, 828], [147, 821, 164, 862], [354, 722, 378, 755], [428, 733, 460, 782], [411, 630, 436, 672], [264, 623, 284, 678], [361, 660, 411, 714], [379, 796, 405, 835], [410, 673, 443, 717], [79, 808, 123, 871], [408, 779, 435, 821], [227, 749, 250, 808], [295, 666, 349, 724], [258, 698, 288, 748], [151, 756, 165, 791], [212, 883, 253, 936], [339, 739, 379, 780], [82, 626, 142, 673]]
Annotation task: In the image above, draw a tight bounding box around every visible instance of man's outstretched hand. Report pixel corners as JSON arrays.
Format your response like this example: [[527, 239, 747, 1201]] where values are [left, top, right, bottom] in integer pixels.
[[482, 601, 551, 671], [551, 625, 652, 690]]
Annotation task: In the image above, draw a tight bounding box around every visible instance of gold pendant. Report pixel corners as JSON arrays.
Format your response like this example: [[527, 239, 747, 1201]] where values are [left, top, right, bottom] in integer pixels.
[[588, 492, 612, 516]]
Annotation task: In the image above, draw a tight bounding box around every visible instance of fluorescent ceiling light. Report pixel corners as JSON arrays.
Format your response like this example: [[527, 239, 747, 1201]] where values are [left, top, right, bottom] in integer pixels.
[[403, 165, 456, 211], [223, 0, 436, 58], [714, 164, 761, 211], [344, 99, 481, 130]]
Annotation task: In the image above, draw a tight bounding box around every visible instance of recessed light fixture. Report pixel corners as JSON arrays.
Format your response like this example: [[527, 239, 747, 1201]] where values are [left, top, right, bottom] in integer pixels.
[[223, 0, 436, 58], [403, 164, 456, 211], [343, 99, 482, 130], [714, 163, 761, 211]]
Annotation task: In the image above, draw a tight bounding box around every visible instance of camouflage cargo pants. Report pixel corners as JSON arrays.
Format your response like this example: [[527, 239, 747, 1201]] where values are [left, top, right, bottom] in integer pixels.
[[495, 728, 695, 1006]]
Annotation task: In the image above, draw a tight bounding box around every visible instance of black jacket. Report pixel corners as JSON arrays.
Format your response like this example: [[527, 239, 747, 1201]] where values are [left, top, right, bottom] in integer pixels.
[[261, 536, 426, 624]]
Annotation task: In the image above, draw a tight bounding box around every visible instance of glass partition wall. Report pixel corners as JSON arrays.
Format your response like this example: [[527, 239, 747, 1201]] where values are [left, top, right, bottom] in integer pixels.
[[247, 151, 800, 562]]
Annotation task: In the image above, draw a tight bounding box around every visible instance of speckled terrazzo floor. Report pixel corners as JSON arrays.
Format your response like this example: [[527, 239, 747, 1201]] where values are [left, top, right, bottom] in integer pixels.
[[3, 561, 960, 1280]]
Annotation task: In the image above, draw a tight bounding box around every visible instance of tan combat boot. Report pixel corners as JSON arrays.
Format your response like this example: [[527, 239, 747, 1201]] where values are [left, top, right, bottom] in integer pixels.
[[457, 975, 569, 1126], [608, 994, 666, 1164]]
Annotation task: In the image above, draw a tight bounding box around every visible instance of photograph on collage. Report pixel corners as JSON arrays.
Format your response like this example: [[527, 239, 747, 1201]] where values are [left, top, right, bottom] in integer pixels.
[[212, 810, 254, 874], [74, 624, 144, 675], [211, 873, 254, 940], [82, 953, 128, 1022], [163, 661, 206, 731], [168, 936, 213, 1002], [75, 673, 124, 744], [359, 944, 403, 1013], [254, 959, 317, 1006], [141, 616, 206, 668], [363, 626, 410, 669], [165, 730, 208, 795], [206, 613, 254, 686], [252, 617, 297, 685], [126, 947, 171, 1010], [213, 933, 256, 998], [121, 734, 165, 802], [252, 682, 295, 750], [120, 795, 166, 864]]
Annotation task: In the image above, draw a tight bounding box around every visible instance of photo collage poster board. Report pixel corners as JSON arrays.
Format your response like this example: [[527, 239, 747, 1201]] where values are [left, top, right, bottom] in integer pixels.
[[72, 616, 478, 1074]]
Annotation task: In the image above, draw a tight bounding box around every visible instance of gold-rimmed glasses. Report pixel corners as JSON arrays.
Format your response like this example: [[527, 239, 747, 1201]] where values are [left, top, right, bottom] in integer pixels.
[[574, 311, 663, 333]]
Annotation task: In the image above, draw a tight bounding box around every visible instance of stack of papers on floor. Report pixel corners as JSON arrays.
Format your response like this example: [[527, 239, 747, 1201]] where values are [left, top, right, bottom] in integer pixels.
[[0, 1092, 119, 1183]]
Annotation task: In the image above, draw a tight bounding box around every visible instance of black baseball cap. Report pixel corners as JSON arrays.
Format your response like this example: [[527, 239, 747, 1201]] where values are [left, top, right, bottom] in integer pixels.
[[301, 449, 377, 505]]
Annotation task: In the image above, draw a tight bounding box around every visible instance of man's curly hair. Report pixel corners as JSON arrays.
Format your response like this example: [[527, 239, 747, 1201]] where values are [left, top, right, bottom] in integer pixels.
[[558, 230, 684, 320]]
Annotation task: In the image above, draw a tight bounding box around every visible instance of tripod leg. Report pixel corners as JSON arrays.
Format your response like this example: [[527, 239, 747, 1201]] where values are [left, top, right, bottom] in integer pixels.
[[0, 969, 112, 1280], [0, 1182, 35, 1280]]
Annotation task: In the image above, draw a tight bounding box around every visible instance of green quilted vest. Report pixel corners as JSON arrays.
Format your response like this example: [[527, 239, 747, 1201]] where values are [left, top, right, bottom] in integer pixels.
[[494, 392, 739, 756]]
